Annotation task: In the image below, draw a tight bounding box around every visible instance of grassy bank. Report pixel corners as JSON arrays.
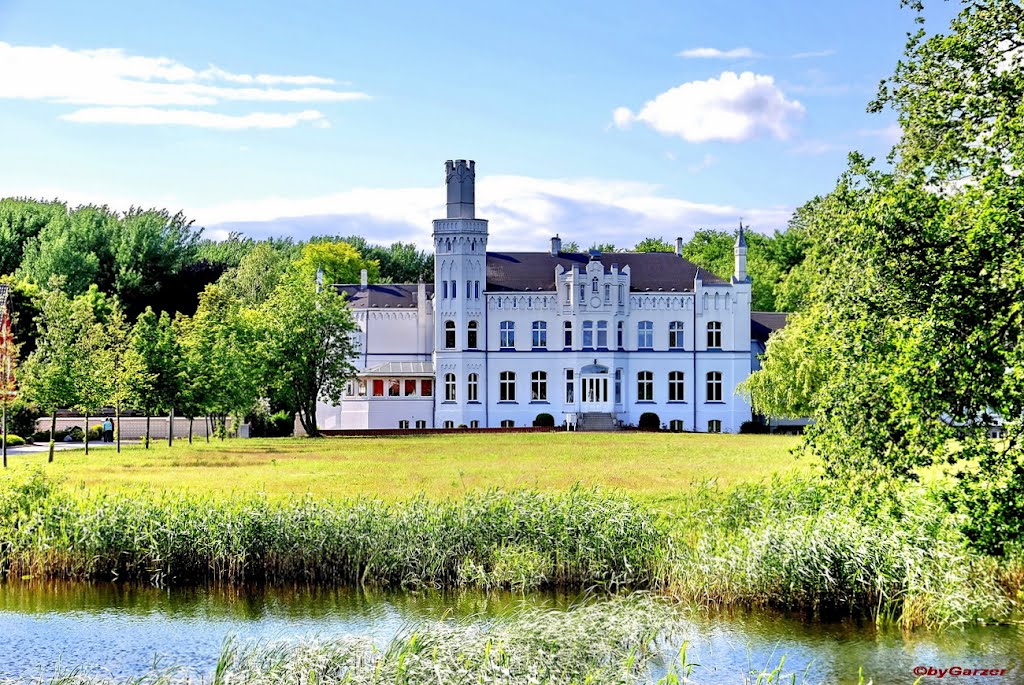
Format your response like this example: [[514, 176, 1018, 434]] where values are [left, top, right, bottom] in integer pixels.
[[9, 433, 805, 504], [0, 469, 1017, 629]]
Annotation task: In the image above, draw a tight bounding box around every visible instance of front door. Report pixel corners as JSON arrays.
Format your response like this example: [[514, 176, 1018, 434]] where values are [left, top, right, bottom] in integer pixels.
[[581, 375, 609, 412]]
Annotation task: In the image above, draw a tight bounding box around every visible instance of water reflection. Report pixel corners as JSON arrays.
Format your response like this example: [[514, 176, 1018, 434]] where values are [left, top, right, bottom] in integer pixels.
[[0, 581, 1021, 684]]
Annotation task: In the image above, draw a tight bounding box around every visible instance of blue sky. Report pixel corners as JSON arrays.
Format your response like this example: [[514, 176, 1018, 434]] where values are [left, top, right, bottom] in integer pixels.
[[0, 0, 958, 249]]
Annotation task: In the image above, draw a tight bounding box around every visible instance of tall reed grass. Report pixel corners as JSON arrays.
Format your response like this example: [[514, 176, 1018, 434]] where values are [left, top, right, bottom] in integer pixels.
[[0, 469, 671, 589]]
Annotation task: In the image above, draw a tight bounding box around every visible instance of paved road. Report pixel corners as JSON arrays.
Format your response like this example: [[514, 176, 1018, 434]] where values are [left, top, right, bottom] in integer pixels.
[[5, 440, 139, 453]]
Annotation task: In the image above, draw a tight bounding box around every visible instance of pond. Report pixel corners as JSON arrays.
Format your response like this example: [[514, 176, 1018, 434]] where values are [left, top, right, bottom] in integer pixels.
[[0, 582, 1021, 684]]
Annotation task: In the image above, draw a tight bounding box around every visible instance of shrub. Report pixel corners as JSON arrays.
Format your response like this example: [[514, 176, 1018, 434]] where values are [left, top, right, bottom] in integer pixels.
[[739, 420, 769, 434], [638, 412, 660, 431], [2, 435, 24, 446], [533, 413, 555, 427], [87, 425, 103, 441], [8, 400, 40, 440], [248, 409, 294, 438]]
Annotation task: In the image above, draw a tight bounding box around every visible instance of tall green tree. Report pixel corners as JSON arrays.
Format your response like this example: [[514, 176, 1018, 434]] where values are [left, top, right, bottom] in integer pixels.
[[69, 294, 106, 456], [19, 206, 117, 296], [747, 0, 1024, 553], [113, 207, 201, 314], [292, 240, 380, 286], [257, 277, 358, 437], [0, 199, 66, 276], [96, 302, 147, 453], [133, 307, 182, 448], [19, 281, 82, 462], [633, 237, 674, 252]]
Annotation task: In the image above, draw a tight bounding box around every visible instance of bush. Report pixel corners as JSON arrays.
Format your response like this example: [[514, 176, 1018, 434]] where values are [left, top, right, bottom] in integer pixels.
[[638, 413, 660, 431], [2, 434, 24, 446], [7, 400, 41, 441], [248, 409, 294, 438], [533, 413, 555, 427], [739, 420, 769, 434], [87, 424, 103, 441]]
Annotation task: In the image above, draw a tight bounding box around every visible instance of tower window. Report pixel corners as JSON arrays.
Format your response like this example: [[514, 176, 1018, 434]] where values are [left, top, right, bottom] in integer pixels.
[[592, 277, 599, 293], [444, 320, 456, 349], [707, 321, 722, 349], [617, 321, 624, 349]]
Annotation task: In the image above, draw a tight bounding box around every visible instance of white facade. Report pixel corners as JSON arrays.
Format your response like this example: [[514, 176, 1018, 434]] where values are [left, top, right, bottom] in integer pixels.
[[317, 159, 755, 433]]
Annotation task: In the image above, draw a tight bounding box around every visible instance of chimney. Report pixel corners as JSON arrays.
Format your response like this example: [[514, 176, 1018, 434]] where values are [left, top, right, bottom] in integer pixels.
[[550, 234, 562, 256], [360, 268, 368, 289], [675, 236, 683, 257], [445, 159, 475, 219]]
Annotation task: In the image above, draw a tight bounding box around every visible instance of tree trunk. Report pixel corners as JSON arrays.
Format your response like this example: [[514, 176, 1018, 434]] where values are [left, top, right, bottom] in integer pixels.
[[144, 413, 151, 449], [84, 410, 90, 456], [300, 403, 320, 438], [188, 417, 193, 444], [48, 410, 56, 463], [205, 416, 211, 443], [168, 408, 174, 447], [116, 406, 121, 454]]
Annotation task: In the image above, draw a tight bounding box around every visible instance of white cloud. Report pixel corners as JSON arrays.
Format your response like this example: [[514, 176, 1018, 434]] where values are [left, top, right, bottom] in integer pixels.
[[677, 47, 760, 59], [687, 153, 717, 173], [613, 71, 805, 143], [61, 107, 328, 130], [0, 41, 368, 123], [790, 49, 836, 59], [188, 175, 793, 250]]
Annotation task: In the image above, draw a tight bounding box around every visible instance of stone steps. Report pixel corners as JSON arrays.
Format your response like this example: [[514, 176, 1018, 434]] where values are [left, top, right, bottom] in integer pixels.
[[578, 412, 618, 432]]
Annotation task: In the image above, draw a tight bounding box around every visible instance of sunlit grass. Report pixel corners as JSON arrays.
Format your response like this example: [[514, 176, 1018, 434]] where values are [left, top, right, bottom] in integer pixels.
[[9, 433, 807, 505]]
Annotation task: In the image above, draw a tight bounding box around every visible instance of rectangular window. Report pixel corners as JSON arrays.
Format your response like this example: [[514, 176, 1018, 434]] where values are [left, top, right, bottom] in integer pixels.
[[404, 379, 417, 396], [563, 321, 573, 348], [420, 379, 433, 397], [707, 321, 722, 349], [670, 419, 684, 432], [638, 321, 653, 349], [582, 321, 594, 349], [500, 321, 515, 349], [500, 419, 515, 428], [564, 284, 571, 304], [415, 420, 426, 429], [532, 321, 548, 349], [443, 420, 455, 429], [565, 369, 575, 403], [708, 419, 722, 433], [475, 281, 480, 299], [467, 373, 479, 402], [597, 321, 608, 348], [357, 380, 367, 396], [531, 371, 548, 401], [669, 321, 684, 349], [616, 321, 624, 350], [604, 284, 611, 302], [500, 371, 516, 402], [388, 379, 401, 397], [470, 420, 479, 428], [706, 372, 723, 402], [614, 368, 622, 404], [372, 379, 384, 397], [637, 371, 653, 402], [618, 284, 625, 305], [398, 420, 410, 429], [669, 371, 685, 401]]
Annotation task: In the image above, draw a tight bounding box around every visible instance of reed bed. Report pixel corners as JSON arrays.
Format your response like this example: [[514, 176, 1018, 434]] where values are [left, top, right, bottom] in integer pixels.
[[0, 470, 671, 589]]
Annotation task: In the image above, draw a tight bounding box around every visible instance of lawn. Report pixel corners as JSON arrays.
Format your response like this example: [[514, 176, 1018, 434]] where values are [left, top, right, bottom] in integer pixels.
[[6, 432, 807, 505]]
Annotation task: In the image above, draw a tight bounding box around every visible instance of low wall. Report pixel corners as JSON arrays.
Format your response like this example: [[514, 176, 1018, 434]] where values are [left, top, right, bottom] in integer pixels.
[[35, 416, 214, 440], [319, 426, 560, 437]]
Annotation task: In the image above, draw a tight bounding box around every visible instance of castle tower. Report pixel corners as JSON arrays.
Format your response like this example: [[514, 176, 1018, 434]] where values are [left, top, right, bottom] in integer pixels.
[[433, 160, 488, 427], [734, 222, 749, 284]]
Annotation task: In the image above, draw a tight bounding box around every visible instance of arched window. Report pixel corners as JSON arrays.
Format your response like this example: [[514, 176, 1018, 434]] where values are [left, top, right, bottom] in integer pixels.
[[443, 281, 449, 299], [668, 371, 685, 401], [563, 321, 573, 347], [467, 320, 479, 349], [500, 371, 516, 402], [467, 373, 479, 402], [669, 321, 684, 349], [451, 280, 457, 299], [618, 284, 625, 304], [444, 320, 456, 349], [604, 284, 611, 302], [706, 371, 722, 402], [444, 373, 457, 401], [707, 321, 722, 349], [500, 321, 515, 348], [582, 321, 594, 349], [531, 371, 548, 401], [637, 371, 653, 401], [592, 277, 599, 293], [637, 321, 653, 349], [597, 320, 608, 348], [474, 281, 480, 299]]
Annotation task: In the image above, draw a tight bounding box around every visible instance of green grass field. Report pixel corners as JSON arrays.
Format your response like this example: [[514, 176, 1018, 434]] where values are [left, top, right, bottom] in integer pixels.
[[7, 433, 806, 505]]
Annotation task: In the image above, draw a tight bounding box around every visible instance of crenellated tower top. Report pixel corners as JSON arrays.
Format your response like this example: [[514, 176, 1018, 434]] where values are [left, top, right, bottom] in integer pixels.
[[445, 159, 475, 219]]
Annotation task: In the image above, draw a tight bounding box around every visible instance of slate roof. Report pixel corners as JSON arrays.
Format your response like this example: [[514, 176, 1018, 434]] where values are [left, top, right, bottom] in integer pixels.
[[751, 311, 790, 343], [334, 284, 433, 308], [485, 252, 726, 293]]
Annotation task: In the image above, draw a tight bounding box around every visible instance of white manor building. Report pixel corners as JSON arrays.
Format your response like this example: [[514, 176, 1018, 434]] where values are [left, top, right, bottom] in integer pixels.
[[316, 159, 763, 433]]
